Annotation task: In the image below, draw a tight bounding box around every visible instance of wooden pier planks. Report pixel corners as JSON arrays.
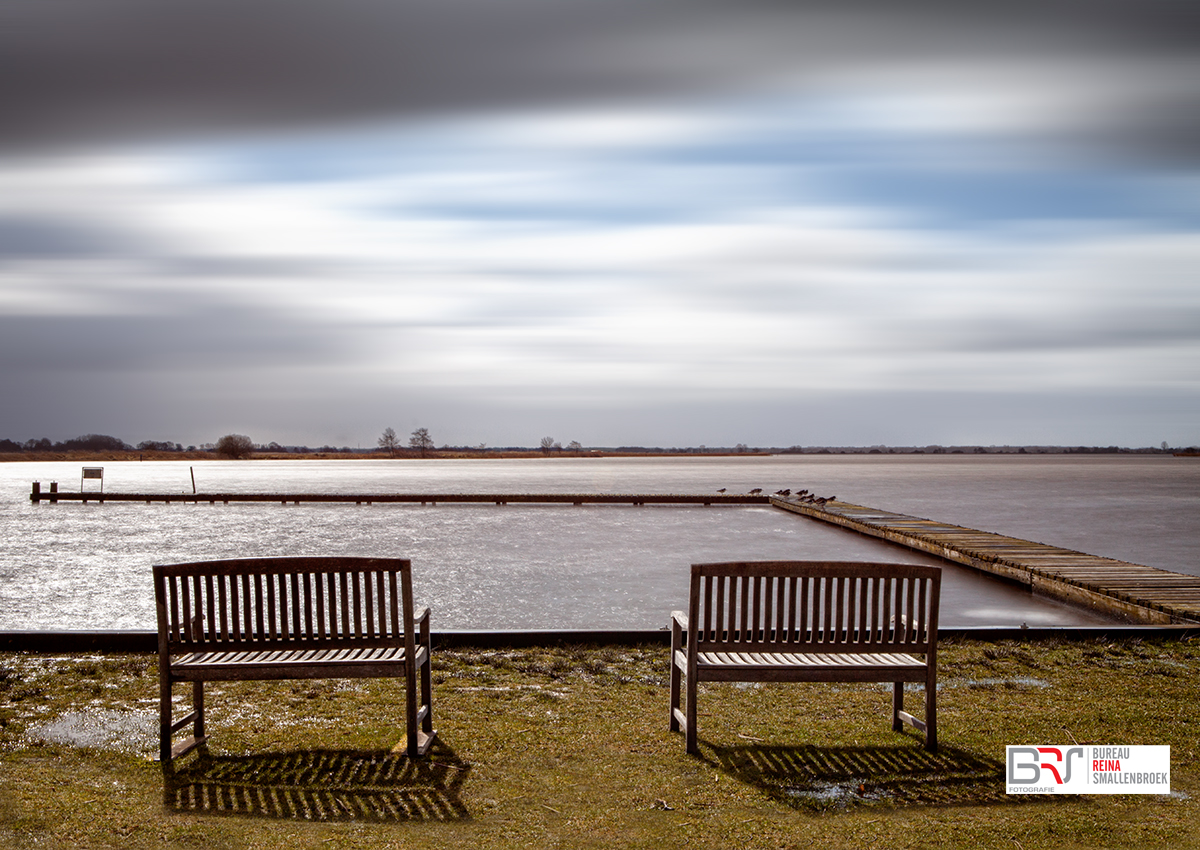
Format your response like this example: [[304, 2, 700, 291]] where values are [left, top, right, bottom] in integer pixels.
[[771, 497, 1200, 625], [28, 488, 769, 507]]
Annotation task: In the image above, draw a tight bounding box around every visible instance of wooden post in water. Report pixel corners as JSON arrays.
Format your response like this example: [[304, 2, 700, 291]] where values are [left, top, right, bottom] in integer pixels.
[[31, 482, 39, 502], [49, 482, 57, 504]]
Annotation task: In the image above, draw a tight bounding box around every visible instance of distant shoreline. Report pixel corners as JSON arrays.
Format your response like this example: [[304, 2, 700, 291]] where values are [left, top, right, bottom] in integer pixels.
[[0, 450, 770, 463], [0, 448, 1188, 463]]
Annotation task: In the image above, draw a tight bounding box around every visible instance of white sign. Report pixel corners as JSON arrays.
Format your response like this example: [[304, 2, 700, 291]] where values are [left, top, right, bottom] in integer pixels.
[[1007, 746, 1170, 794], [81, 467, 104, 493]]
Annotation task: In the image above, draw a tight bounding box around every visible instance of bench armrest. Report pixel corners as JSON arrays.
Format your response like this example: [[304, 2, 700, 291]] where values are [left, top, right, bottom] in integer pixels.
[[671, 611, 689, 657], [415, 607, 431, 650], [670, 610, 692, 671]]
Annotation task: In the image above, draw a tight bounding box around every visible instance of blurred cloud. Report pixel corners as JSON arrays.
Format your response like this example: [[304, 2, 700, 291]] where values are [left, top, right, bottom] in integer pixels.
[[1, 0, 1198, 447], [2, 0, 1199, 163]]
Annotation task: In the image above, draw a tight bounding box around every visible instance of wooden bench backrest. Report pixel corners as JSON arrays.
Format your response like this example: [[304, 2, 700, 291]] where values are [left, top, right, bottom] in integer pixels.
[[689, 561, 940, 654], [154, 557, 416, 653]]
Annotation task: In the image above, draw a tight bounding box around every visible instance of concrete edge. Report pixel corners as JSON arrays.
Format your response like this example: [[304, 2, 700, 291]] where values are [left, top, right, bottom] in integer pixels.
[[2, 626, 1199, 653]]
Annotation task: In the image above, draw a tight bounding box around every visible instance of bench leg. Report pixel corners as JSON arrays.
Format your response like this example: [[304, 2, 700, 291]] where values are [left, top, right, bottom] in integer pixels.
[[924, 672, 937, 752], [402, 658, 436, 759], [159, 678, 208, 765], [893, 679, 937, 752], [193, 681, 205, 741], [159, 672, 173, 765], [669, 628, 682, 732], [405, 663, 420, 758], [685, 672, 698, 755], [419, 636, 436, 751], [420, 651, 434, 737]]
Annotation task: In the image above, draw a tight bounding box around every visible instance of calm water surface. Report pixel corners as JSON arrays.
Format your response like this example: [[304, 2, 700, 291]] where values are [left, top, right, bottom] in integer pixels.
[[1, 455, 1195, 630]]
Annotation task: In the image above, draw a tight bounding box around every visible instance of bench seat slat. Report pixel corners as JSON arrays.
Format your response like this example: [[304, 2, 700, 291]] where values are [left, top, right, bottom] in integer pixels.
[[697, 651, 923, 670], [173, 646, 409, 669]]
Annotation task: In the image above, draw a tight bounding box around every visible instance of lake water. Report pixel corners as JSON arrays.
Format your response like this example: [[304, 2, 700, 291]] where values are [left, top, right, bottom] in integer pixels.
[[1, 455, 1195, 630]]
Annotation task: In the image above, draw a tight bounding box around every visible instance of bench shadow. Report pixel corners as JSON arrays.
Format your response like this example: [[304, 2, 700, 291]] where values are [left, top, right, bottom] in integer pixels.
[[162, 742, 471, 822], [701, 740, 1022, 810]]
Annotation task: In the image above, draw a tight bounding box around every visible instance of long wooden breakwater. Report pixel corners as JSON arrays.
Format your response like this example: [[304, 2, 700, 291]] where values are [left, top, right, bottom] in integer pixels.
[[772, 496, 1200, 625], [28, 483, 768, 506]]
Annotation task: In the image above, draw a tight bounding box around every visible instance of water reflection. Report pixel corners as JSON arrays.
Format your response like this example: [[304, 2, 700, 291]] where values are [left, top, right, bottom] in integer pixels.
[[2, 456, 1185, 630]]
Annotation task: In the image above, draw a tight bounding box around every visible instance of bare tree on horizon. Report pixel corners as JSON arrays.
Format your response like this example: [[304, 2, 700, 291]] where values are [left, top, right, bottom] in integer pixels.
[[410, 427, 434, 457], [378, 427, 399, 457]]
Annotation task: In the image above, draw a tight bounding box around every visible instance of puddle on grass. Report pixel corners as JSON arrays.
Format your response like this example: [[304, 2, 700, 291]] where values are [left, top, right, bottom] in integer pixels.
[[958, 676, 1051, 689], [866, 677, 1052, 692], [27, 707, 156, 756], [786, 780, 888, 808]]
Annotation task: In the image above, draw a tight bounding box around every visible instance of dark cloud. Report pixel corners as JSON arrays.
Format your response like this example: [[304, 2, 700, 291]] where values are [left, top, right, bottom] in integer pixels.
[[0, 311, 359, 374], [2, 0, 1198, 163], [0, 216, 132, 257]]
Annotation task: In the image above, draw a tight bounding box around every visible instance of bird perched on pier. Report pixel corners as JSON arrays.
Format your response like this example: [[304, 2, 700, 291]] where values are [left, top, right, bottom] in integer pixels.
[[795, 489, 809, 496], [774, 489, 791, 496], [716, 488, 726, 493], [748, 488, 762, 494]]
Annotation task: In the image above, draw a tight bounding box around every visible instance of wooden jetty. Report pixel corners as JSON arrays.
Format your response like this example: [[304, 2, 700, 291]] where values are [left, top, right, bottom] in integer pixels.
[[772, 496, 1200, 625], [28, 482, 767, 507]]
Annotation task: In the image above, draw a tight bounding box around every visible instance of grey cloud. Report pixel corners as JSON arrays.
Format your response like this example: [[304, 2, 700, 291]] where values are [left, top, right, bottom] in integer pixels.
[[0, 216, 134, 258], [0, 309, 373, 445], [151, 255, 351, 282], [863, 307, 1200, 358], [2, 0, 1198, 164], [939, 323, 1200, 356], [0, 311, 360, 374]]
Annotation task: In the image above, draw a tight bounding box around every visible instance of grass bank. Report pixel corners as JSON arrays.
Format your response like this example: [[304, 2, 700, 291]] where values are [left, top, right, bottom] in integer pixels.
[[1, 639, 1197, 849]]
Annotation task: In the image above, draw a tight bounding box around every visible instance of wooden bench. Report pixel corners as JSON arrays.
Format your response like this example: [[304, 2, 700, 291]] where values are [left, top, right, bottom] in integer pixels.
[[154, 556, 435, 765], [670, 560, 940, 753]]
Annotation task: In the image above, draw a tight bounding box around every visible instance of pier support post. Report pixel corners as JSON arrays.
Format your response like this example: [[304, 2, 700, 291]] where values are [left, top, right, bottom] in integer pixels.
[[49, 482, 58, 504]]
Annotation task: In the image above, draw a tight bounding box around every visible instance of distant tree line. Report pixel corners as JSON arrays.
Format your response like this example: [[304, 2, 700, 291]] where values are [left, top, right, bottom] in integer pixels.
[[0, 432, 369, 456], [0, 434, 137, 453], [137, 440, 186, 452], [2, 433, 1191, 456]]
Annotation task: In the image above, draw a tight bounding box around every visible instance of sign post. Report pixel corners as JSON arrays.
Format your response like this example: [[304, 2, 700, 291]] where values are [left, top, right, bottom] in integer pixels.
[[81, 467, 104, 494]]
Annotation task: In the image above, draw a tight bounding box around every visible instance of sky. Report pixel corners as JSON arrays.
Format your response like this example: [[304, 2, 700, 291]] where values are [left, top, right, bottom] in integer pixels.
[[1, 0, 1198, 449]]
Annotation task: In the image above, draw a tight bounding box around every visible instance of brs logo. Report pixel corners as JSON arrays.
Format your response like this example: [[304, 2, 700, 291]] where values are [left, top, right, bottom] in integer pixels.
[[1007, 746, 1085, 785]]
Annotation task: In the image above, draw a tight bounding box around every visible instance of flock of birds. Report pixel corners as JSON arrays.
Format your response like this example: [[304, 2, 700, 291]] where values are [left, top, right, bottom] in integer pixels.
[[714, 487, 837, 505]]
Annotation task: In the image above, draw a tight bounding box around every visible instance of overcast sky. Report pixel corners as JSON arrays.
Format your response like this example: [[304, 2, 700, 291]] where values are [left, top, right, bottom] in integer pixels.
[[2, 0, 1198, 448]]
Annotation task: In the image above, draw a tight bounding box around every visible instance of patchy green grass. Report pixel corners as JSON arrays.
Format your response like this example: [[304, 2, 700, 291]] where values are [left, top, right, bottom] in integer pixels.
[[1, 639, 1198, 849]]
